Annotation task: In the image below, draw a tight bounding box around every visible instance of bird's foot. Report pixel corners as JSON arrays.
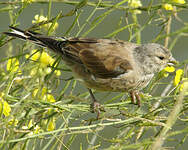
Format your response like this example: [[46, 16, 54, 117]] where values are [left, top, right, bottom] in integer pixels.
[[88, 89, 105, 119], [90, 101, 105, 119], [130, 91, 141, 107]]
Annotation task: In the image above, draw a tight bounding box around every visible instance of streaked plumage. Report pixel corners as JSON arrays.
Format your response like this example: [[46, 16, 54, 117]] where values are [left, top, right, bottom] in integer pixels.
[[4, 26, 177, 116]]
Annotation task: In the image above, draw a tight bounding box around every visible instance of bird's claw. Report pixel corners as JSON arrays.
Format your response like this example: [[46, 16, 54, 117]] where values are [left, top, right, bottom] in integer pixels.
[[90, 101, 105, 119]]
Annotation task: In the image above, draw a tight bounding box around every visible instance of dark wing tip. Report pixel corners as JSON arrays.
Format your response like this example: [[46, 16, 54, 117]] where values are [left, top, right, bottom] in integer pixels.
[[9, 26, 25, 33], [8, 26, 41, 36]]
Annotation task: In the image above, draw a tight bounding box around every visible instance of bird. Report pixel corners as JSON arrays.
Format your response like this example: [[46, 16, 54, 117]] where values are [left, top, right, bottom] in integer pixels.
[[4, 26, 177, 117]]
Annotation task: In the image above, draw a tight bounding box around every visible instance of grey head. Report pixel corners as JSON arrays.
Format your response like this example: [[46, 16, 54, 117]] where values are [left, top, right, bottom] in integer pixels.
[[133, 43, 176, 74]]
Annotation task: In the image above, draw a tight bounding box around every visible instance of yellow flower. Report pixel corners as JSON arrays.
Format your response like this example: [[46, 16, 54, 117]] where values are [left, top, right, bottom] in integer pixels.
[[164, 66, 175, 72], [27, 49, 61, 76], [173, 0, 186, 4], [29, 49, 41, 61], [163, 72, 169, 77], [55, 70, 61, 76], [23, 120, 43, 135], [22, 120, 33, 130], [45, 67, 52, 74], [32, 14, 48, 24], [0, 93, 11, 117], [28, 120, 33, 128], [34, 125, 42, 134], [43, 93, 56, 102], [33, 87, 48, 98], [0, 99, 11, 117], [180, 78, 188, 91], [163, 3, 173, 10], [32, 14, 58, 31], [28, 50, 55, 67], [33, 88, 56, 103], [161, 66, 175, 77], [128, 0, 142, 14], [128, 0, 142, 8], [22, 0, 33, 3], [7, 58, 19, 72], [47, 119, 55, 131], [174, 69, 184, 86], [46, 94, 56, 103], [8, 118, 18, 126], [40, 52, 55, 67], [30, 68, 37, 76]]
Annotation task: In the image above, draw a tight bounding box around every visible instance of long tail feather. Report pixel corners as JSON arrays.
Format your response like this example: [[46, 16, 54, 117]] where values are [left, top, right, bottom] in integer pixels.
[[3, 26, 66, 51]]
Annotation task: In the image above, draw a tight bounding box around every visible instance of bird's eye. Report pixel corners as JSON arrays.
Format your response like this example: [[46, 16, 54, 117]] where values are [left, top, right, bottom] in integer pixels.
[[158, 56, 165, 60]]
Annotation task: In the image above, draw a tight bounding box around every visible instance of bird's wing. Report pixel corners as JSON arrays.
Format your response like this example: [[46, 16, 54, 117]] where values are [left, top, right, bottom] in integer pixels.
[[4, 27, 133, 79], [64, 38, 133, 78]]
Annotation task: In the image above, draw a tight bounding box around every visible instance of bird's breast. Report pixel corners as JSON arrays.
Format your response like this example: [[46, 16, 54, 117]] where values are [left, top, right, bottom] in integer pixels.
[[81, 72, 154, 92], [70, 61, 154, 92]]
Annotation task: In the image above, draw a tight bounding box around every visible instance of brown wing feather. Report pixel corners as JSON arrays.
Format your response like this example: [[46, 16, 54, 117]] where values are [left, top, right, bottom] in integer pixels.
[[79, 49, 132, 78], [62, 39, 96, 64], [4, 27, 134, 79], [63, 38, 133, 78]]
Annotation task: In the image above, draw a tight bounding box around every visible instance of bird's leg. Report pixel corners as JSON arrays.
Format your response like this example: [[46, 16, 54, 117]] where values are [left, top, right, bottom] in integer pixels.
[[130, 91, 136, 104], [135, 91, 141, 107], [129, 91, 141, 107], [88, 89, 104, 119]]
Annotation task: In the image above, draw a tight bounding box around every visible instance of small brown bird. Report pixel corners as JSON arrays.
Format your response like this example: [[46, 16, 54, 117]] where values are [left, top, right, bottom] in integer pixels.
[[4, 26, 176, 116]]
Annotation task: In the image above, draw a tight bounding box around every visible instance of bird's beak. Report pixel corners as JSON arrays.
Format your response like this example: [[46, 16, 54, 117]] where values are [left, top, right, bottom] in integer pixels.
[[168, 57, 178, 66]]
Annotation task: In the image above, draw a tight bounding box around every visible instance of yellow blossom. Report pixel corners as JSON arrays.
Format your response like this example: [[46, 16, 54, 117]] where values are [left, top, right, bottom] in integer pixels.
[[32, 14, 58, 31], [179, 78, 188, 91], [40, 52, 55, 67], [28, 120, 33, 128], [128, 0, 142, 14], [7, 58, 19, 72], [32, 88, 39, 97], [33, 88, 56, 103], [34, 125, 42, 134], [55, 70, 61, 76], [0, 99, 11, 117], [9, 118, 18, 126], [162, 66, 175, 77], [29, 50, 41, 62], [33, 87, 48, 98], [22, 0, 33, 3], [47, 119, 55, 131], [46, 94, 56, 103], [174, 69, 184, 86], [173, 0, 186, 4], [163, 3, 173, 10], [30, 66, 59, 76], [30, 68, 38, 76], [0, 93, 11, 117], [45, 67, 52, 74], [27, 50, 61, 76], [128, 0, 142, 8], [163, 72, 169, 77], [23, 120, 43, 135], [22, 120, 33, 130], [164, 66, 175, 72], [32, 14, 47, 24], [28, 50, 55, 67], [0, 92, 4, 98]]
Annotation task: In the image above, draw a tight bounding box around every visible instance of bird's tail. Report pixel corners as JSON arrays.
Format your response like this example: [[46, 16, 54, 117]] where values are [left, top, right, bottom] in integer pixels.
[[3, 26, 66, 53]]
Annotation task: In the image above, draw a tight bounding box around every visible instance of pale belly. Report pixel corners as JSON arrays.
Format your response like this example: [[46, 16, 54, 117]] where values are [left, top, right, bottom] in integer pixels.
[[70, 63, 154, 92], [78, 73, 154, 92]]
